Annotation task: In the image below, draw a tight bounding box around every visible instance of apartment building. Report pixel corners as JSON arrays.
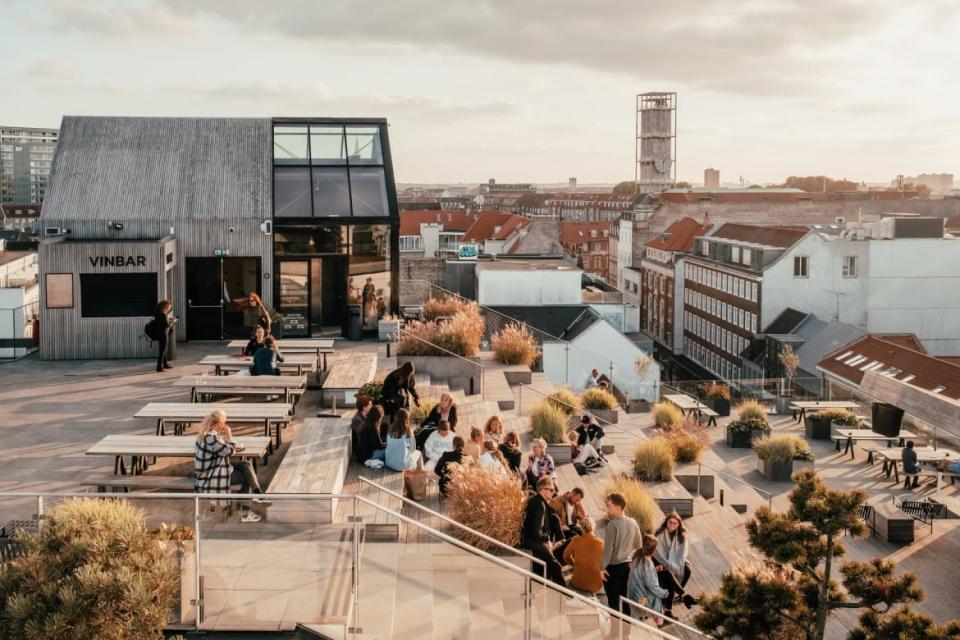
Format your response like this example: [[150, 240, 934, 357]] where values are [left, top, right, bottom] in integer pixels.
[[1, 126, 58, 205], [399, 210, 531, 258], [560, 221, 612, 276]]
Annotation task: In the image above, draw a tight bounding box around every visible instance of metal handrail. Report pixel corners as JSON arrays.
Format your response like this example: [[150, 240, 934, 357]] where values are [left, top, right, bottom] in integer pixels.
[[619, 596, 713, 639], [698, 461, 774, 510], [393, 326, 486, 398], [6, 490, 678, 640], [357, 475, 545, 572]]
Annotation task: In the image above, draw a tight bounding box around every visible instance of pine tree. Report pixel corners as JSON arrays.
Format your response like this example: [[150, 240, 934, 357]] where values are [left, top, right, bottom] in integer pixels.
[[695, 469, 958, 640]]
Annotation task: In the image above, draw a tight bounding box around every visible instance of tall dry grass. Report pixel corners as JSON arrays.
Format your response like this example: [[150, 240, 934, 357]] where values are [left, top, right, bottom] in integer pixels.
[[397, 304, 484, 357], [423, 296, 471, 321], [736, 399, 767, 422], [581, 387, 618, 411], [546, 388, 581, 415], [445, 464, 526, 551], [633, 438, 675, 481], [602, 475, 658, 533], [753, 434, 814, 463], [652, 401, 683, 428], [529, 400, 570, 444], [491, 322, 538, 366]]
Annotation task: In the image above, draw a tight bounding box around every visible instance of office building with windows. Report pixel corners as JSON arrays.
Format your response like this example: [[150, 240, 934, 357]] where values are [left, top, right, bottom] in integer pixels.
[[39, 116, 399, 359], [1, 126, 58, 205]]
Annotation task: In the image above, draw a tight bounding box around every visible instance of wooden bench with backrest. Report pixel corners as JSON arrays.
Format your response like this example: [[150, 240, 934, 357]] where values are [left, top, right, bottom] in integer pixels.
[[266, 416, 353, 525]]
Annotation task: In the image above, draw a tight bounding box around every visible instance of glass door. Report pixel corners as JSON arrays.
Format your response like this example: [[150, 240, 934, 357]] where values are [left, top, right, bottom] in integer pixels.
[[277, 260, 309, 337], [185, 258, 223, 340]]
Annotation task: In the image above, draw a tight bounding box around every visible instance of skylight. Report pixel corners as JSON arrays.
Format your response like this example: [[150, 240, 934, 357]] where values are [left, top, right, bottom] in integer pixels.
[[901, 375, 916, 383], [847, 355, 868, 366], [931, 385, 946, 393], [859, 360, 880, 371], [835, 351, 854, 361]]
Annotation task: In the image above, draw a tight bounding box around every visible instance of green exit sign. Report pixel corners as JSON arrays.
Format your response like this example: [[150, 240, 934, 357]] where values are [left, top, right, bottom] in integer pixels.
[[213, 249, 230, 257]]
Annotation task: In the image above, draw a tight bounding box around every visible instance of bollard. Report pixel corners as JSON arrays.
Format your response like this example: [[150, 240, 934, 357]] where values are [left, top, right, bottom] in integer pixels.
[[720, 488, 725, 507]]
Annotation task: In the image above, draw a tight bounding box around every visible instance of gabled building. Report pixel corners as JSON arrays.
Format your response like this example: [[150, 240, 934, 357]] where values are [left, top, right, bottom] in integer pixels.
[[560, 221, 612, 276]]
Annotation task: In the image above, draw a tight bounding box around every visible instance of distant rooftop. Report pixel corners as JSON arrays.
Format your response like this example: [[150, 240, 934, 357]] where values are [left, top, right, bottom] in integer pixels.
[[475, 258, 578, 272]]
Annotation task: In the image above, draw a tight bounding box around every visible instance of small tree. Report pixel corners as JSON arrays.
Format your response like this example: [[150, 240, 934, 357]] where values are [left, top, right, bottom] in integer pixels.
[[695, 470, 955, 640], [778, 344, 800, 397]]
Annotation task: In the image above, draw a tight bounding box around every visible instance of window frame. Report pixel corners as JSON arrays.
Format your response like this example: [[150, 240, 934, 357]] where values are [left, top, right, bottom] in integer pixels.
[[842, 255, 858, 278], [793, 255, 809, 278]]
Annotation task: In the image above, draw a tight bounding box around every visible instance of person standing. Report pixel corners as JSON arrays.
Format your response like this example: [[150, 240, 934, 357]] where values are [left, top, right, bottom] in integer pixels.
[[380, 361, 420, 421], [153, 299, 176, 372], [585, 368, 600, 389], [600, 492, 642, 612], [232, 292, 271, 335], [521, 476, 566, 587]]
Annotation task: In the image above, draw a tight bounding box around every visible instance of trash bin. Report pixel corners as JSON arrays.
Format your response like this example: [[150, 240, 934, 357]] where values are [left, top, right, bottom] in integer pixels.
[[166, 329, 177, 361], [347, 304, 363, 341]]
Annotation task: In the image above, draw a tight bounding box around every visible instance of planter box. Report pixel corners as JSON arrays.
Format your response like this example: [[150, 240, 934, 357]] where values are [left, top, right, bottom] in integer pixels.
[[757, 457, 795, 482], [805, 416, 832, 439], [503, 366, 533, 385], [708, 397, 731, 417], [587, 407, 619, 424], [627, 399, 651, 414], [547, 442, 572, 465], [402, 355, 483, 395], [726, 427, 767, 448], [378, 319, 403, 342]]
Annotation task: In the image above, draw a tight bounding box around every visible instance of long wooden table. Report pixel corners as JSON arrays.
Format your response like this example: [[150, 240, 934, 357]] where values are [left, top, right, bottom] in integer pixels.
[[663, 393, 718, 426], [86, 434, 272, 476], [790, 400, 860, 423], [320, 353, 378, 409], [832, 428, 917, 461], [875, 447, 958, 485], [199, 353, 318, 377], [134, 402, 293, 448], [171, 374, 307, 404], [226, 338, 334, 370]]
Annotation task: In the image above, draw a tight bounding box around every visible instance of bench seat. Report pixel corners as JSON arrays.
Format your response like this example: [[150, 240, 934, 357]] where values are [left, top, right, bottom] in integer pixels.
[[873, 502, 915, 544], [645, 478, 694, 518], [83, 473, 195, 493]]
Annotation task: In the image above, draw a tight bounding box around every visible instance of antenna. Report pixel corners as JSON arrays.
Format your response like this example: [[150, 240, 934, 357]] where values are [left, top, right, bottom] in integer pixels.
[[822, 289, 846, 322]]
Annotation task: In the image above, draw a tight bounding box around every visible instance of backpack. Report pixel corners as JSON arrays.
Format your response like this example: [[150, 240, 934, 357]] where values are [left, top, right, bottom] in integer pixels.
[[144, 319, 158, 341]]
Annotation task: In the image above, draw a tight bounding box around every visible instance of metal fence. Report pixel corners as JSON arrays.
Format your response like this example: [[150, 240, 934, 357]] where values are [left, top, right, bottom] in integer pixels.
[[0, 300, 38, 360]]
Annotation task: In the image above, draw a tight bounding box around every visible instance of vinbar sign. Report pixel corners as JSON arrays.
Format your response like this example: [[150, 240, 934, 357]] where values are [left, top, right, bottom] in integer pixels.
[[88, 255, 148, 267]]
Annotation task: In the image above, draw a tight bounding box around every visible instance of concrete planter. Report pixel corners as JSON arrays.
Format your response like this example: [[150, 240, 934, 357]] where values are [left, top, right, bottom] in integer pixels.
[[402, 355, 483, 395], [586, 407, 619, 424], [726, 427, 767, 448], [708, 397, 731, 417], [805, 416, 833, 439], [503, 366, 533, 385], [756, 456, 795, 482], [547, 442, 572, 465], [627, 399, 651, 414], [675, 462, 715, 499]]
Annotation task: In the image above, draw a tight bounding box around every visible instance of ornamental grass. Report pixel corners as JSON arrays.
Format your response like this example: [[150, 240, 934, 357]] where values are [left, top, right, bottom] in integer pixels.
[[632, 437, 675, 481], [397, 304, 484, 357], [491, 322, 538, 366], [581, 387, 618, 411], [423, 295, 471, 321], [651, 401, 684, 429], [529, 400, 570, 444], [445, 463, 526, 551], [602, 475, 658, 533], [655, 418, 709, 463], [753, 434, 815, 463], [546, 388, 581, 416], [736, 399, 768, 423]]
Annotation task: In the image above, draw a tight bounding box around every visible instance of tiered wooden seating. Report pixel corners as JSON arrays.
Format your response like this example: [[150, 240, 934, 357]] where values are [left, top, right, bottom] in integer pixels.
[[645, 479, 694, 518], [321, 353, 377, 409]]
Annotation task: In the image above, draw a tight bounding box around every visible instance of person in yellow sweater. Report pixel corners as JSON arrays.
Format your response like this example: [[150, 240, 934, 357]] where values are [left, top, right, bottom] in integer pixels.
[[562, 516, 605, 599]]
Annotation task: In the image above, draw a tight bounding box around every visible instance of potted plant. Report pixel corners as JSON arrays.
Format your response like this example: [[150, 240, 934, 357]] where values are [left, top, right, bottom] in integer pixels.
[[753, 434, 815, 481], [581, 387, 620, 424], [378, 314, 403, 342], [725, 416, 771, 448], [703, 382, 731, 417], [530, 400, 572, 463], [776, 345, 800, 415], [806, 408, 859, 440], [633, 438, 675, 481], [491, 322, 538, 366], [358, 380, 383, 404]]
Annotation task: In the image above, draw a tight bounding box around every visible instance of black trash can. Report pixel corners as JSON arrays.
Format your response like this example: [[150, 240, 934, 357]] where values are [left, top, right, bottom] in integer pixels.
[[347, 304, 363, 341], [872, 402, 904, 437]]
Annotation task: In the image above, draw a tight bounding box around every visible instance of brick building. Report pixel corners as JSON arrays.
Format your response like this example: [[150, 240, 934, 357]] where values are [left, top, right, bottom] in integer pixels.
[[559, 221, 612, 276]]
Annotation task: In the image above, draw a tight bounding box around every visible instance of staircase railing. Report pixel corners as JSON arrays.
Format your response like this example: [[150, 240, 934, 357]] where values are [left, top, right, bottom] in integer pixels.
[[620, 596, 713, 640]]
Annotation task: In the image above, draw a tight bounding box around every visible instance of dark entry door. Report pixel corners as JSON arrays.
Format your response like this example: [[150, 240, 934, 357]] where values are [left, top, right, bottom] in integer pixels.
[[321, 256, 348, 331], [185, 258, 223, 340]]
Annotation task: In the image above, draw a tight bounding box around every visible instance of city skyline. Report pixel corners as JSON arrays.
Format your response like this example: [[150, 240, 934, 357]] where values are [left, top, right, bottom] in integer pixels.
[[1, 0, 958, 184]]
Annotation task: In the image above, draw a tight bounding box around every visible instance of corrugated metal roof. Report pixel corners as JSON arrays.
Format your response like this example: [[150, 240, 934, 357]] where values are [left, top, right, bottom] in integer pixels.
[[796, 321, 867, 375], [42, 116, 272, 222]]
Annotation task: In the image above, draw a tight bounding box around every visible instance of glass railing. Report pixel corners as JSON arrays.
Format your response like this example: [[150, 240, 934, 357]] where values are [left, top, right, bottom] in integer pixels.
[[0, 491, 676, 639]]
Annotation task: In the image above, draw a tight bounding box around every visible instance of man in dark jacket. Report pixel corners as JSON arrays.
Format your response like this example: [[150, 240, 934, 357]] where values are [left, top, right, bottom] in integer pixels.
[[901, 440, 921, 489], [380, 361, 420, 420], [435, 436, 467, 496], [521, 476, 566, 587]]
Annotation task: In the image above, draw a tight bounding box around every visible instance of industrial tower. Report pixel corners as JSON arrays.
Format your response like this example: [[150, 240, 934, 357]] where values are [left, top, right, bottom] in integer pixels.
[[635, 92, 676, 193]]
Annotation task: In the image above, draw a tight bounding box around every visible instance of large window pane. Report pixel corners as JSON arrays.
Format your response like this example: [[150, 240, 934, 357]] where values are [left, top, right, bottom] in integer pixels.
[[312, 168, 351, 217], [350, 225, 392, 331], [345, 127, 383, 165], [273, 126, 309, 164], [310, 126, 346, 165], [274, 225, 348, 255], [80, 274, 156, 317], [274, 167, 312, 218], [349, 167, 389, 217]]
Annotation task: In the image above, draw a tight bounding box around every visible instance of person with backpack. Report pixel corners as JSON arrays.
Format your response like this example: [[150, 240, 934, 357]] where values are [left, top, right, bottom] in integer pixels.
[[151, 299, 176, 373]]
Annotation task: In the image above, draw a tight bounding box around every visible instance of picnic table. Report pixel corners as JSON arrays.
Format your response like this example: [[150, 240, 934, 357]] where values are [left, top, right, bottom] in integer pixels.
[[134, 402, 292, 448], [875, 447, 958, 487], [198, 353, 318, 377], [663, 393, 718, 426], [226, 338, 334, 370], [86, 434, 271, 476], [832, 428, 917, 461], [171, 374, 307, 404], [790, 400, 860, 423]]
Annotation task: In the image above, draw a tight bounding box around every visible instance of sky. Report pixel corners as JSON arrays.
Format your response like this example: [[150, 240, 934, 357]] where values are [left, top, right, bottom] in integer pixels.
[[2, 0, 958, 185]]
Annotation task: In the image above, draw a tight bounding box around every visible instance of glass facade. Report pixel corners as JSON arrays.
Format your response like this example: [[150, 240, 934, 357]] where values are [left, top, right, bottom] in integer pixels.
[[271, 119, 398, 337]]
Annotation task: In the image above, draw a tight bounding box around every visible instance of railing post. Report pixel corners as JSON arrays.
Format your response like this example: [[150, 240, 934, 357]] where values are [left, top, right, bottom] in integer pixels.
[[193, 495, 202, 630], [351, 502, 361, 638], [564, 344, 570, 385], [35, 495, 43, 535], [523, 574, 532, 640], [518, 384, 522, 415], [697, 462, 702, 497]]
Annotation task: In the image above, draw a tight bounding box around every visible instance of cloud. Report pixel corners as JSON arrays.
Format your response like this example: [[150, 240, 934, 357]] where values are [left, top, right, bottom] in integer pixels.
[[21, 57, 76, 81], [157, 0, 891, 96], [46, 0, 203, 38], [170, 80, 528, 123]]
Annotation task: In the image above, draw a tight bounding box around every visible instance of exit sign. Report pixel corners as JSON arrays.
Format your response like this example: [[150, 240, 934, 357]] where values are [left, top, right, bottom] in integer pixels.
[[213, 249, 230, 257]]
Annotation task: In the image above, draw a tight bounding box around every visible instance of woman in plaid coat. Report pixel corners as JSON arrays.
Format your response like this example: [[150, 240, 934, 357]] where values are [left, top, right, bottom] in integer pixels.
[[195, 410, 265, 522]]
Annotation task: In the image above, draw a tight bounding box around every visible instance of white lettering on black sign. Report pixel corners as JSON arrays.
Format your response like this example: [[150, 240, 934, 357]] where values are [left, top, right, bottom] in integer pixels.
[[88, 256, 148, 267]]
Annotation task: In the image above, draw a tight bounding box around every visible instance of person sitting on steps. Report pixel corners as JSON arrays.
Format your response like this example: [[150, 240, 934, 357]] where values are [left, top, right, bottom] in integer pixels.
[[423, 420, 455, 472], [652, 511, 697, 620], [627, 533, 671, 628], [462, 426, 485, 463], [435, 435, 470, 496]]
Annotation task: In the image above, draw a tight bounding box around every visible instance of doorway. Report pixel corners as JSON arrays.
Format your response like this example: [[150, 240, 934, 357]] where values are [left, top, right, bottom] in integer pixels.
[[185, 257, 261, 340], [276, 256, 348, 337]]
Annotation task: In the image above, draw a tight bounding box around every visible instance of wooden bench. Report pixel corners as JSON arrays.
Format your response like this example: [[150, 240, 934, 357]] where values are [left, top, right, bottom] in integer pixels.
[[321, 353, 378, 409], [674, 463, 715, 499], [645, 478, 694, 518], [696, 406, 719, 428], [82, 473, 195, 493], [873, 502, 916, 544], [266, 417, 353, 525], [347, 466, 405, 541]]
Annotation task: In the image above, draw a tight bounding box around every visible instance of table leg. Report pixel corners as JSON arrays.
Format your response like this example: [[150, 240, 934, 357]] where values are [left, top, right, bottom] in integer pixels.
[[882, 460, 890, 477], [708, 416, 717, 428], [323, 352, 328, 371], [844, 438, 854, 460], [114, 456, 123, 476], [892, 464, 899, 484], [156, 419, 165, 436]]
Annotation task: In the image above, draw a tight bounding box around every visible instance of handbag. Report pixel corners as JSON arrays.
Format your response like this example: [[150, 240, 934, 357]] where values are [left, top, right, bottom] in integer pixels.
[[403, 469, 428, 501]]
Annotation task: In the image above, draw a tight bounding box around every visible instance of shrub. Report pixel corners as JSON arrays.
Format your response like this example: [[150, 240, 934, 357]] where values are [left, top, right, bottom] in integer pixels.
[[491, 322, 537, 366], [546, 388, 580, 415], [633, 438, 675, 481], [704, 382, 731, 401], [0, 498, 179, 640], [529, 400, 570, 444], [655, 419, 709, 463], [359, 380, 383, 403], [581, 387, 618, 411], [753, 434, 815, 463], [397, 304, 484, 357], [445, 464, 526, 551], [603, 475, 658, 533], [809, 408, 859, 426], [736, 399, 768, 422], [727, 416, 772, 435], [423, 295, 470, 321], [652, 401, 683, 428], [409, 400, 436, 426]]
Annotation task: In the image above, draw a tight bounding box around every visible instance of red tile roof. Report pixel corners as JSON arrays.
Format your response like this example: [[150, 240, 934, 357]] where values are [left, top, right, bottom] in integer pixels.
[[399, 210, 477, 236], [658, 190, 923, 204], [818, 334, 960, 400], [711, 223, 808, 248], [461, 212, 531, 242], [647, 217, 712, 251], [560, 221, 613, 246]]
